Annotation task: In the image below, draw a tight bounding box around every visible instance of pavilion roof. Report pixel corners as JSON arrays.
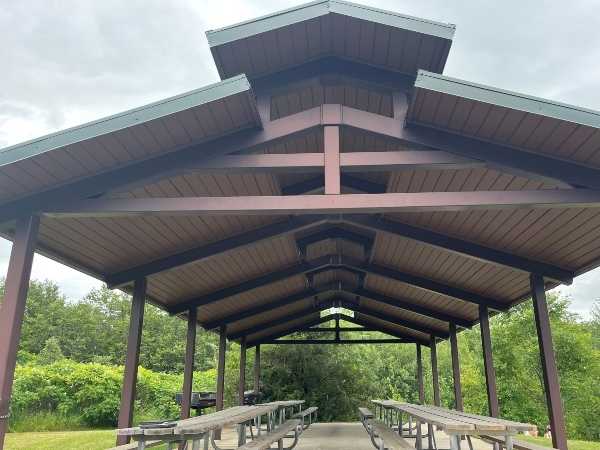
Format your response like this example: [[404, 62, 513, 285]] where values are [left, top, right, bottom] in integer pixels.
[[206, 0, 455, 80], [1, 1, 600, 346]]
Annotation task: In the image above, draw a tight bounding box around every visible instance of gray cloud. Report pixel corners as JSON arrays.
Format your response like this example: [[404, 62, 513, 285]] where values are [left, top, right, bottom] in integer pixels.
[[1, 0, 599, 316]]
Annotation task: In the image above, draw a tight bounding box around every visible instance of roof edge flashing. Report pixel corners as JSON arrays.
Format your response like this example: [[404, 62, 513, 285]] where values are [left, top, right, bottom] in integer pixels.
[[328, 0, 455, 40], [0, 75, 253, 168], [206, 0, 455, 48], [412, 70, 600, 130], [206, 0, 330, 47]]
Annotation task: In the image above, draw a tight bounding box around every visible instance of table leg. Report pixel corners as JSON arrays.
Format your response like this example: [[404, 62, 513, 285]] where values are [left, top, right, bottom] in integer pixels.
[[204, 433, 209, 450], [449, 435, 461, 450], [416, 421, 423, 450], [505, 436, 513, 450], [192, 438, 200, 450], [427, 424, 434, 450]]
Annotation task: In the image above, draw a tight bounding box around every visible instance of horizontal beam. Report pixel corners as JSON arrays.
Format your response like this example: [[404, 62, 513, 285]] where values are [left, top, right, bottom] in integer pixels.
[[44, 189, 600, 218], [282, 174, 387, 195], [301, 327, 380, 332], [339, 151, 483, 172], [257, 339, 409, 344], [105, 215, 327, 288], [247, 314, 334, 347], [343, 214, 573, 285], [356, 288, 473, 328], [183, 151, 483, 174], [184, 153, 324, 174], [202, 289, 316, 329]]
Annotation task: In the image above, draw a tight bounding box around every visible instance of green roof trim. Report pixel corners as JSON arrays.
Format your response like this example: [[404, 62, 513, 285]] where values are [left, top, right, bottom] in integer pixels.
[[0, 75, 252, 168], [206, 0, 455, 47], [413, 70, 600, 130]]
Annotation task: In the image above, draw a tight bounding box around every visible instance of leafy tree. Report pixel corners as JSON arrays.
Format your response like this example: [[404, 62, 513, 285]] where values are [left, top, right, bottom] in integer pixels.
[[38, 338, 64, 365]]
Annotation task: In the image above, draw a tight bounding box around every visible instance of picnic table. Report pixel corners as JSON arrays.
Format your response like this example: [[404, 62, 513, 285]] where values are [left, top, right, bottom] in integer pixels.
[[114, 404, 279, 450], [388, 402, 536, 450]]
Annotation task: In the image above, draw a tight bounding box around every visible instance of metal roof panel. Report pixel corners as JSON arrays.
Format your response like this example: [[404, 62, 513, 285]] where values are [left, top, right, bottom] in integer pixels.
[[206, 0, 455, 47], [0, 75, 253, 168], [411, 70, 600, 129]]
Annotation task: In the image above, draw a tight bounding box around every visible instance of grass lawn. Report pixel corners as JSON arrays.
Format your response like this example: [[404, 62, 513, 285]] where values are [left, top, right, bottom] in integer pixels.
[[3, 430, 172, 450], [518, 435, 600, 450]]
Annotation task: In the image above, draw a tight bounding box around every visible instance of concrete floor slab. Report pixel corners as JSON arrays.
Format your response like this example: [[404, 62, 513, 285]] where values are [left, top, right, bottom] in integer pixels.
[[215, 422, 499, 450]]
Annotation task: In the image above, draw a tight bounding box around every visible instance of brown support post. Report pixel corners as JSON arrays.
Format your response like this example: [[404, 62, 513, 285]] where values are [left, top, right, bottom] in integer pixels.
[[324, 126, 340, 194], [479, 305, 500, 418], [430, 335, 441, 407], [416, 344, 425, 405], [178, 308, 197, 450], [254, 345, 260, 394], [181, 308, 197, 420], [0, 216, 39, 450], [214, 325, 227, 440], [449, 324, 463, 411], [238, 337, 247, 406], [530, 274, 568, 450], [116, 277, 147, 446]]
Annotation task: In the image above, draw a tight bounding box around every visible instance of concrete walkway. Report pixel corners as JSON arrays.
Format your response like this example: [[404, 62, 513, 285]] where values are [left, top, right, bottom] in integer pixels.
[[217, 422, 498, 450]]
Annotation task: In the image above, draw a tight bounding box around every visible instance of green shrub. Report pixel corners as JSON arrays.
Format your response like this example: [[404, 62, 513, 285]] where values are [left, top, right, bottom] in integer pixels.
[[9, 360, 218, 431]]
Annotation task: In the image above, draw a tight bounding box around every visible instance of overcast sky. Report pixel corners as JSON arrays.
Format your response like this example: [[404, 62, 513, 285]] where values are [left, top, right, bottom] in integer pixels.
[[0, 0, 599, 317]]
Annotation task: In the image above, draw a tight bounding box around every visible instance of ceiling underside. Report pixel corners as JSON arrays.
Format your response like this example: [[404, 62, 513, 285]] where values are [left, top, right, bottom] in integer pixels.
[[1, 1, 600, 346]]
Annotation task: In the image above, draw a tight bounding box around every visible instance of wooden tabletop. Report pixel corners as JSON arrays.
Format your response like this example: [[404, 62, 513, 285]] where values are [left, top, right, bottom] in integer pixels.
[[116, 404, 279, 438], [388, 402, 536, 434]]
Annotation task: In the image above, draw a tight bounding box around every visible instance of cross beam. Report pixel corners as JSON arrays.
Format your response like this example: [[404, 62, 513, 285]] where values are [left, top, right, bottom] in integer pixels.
[[281, 174, 387, 195], [183, 151, 483, 174], [257, 339, 408, 344], [45, 189, 600, 218], [343, 214, 574, 285]]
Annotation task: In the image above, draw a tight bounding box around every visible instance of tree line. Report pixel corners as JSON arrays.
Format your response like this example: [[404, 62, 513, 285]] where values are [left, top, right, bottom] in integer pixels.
[[1, 279, 600, 440]]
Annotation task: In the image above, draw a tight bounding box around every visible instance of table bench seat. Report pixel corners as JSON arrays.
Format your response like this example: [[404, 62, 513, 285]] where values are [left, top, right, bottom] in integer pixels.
[[237, 419, 301, 450], [482, 435, 558, 450], [367, 418, 413, 450]]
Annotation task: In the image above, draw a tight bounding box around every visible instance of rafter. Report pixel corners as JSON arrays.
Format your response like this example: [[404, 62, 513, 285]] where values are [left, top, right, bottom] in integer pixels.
[[343, 214, 573, 285], [105, 215, 327, 288], [356, 288, 473, 328], [167, 255, 334, 315], [202, 289, 317, 330]]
